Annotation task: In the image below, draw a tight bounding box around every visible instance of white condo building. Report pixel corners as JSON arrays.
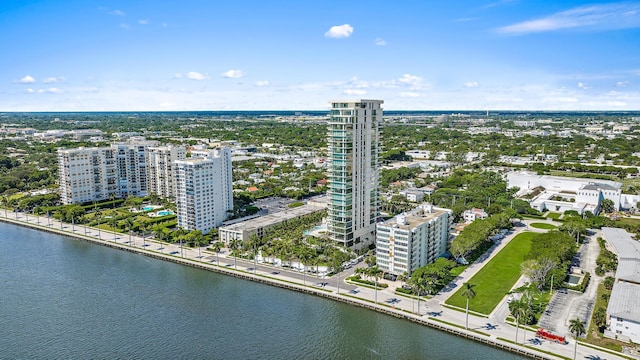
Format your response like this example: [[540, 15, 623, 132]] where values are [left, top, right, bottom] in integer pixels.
[[376, 204, 452, 276], [174, 148, 233, 234], [327, 99, 382, 249], [146, 145, 187, 199], [58, 143, 150, 204]]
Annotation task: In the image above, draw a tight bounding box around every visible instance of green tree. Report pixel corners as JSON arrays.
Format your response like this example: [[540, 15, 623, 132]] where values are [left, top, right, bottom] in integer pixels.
[[593, 308, 607, 331], [229, 239, 242, 270], [211, 241, 224, 264], [368, 266, 383, 304], [569, 317, 586, 360], [509, 298, 529, 344], [600, 199, 615, 214], [95, 208, 102, 240], [461, 282, 477, 330]]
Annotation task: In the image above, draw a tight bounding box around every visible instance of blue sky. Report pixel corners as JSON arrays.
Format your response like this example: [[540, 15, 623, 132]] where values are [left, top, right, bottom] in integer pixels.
[[1, 0, 640, 111]]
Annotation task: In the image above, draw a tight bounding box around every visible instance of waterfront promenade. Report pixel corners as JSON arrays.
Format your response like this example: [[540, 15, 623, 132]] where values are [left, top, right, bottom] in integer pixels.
[[0, 210, 631, 360]]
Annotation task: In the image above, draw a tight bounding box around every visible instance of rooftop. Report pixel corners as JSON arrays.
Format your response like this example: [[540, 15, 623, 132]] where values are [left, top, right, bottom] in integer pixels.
[[220, 204, 324, 233], [380, 205, 450, 230], [602, 227, 640, 261], [607, 282, 640, 323]]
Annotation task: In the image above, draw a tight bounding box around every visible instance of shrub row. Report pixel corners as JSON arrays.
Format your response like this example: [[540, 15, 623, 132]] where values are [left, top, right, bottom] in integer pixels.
[[567, 272, 591, 293]]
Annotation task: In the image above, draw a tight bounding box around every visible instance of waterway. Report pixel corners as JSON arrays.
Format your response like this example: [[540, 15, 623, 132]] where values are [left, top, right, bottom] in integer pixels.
[[0, 222, 525, 359]]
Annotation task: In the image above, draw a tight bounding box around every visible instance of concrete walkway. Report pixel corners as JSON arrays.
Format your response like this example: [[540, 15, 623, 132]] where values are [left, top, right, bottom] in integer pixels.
[[1, 210, 630, 360]]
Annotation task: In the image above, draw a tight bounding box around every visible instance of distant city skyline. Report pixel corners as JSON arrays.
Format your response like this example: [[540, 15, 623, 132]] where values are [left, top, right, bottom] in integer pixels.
[[1, 0, 639, 111]]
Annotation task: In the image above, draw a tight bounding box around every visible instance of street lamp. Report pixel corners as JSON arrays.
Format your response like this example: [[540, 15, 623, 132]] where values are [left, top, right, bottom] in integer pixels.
[[550, 274, 555, 295]]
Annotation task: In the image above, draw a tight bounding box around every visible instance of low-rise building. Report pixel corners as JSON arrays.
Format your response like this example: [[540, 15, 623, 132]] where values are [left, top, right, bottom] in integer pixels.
[[218, 202, 326, 243], [507, 171, 626, 214], [463, 208, 488, 222], [376, 204, 452, 276], [602, 227, 640, 343]]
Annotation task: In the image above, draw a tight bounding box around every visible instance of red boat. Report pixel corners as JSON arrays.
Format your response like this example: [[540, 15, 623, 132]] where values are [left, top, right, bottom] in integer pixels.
[[535, 328, 567, 344]]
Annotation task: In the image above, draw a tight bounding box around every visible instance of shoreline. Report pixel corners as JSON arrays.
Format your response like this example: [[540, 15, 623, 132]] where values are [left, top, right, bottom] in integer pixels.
[[0, 214, 555, 359]]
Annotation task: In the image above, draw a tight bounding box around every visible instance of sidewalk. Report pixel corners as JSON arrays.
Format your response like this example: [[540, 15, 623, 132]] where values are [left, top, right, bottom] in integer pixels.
[[0, 210, 629, 360]]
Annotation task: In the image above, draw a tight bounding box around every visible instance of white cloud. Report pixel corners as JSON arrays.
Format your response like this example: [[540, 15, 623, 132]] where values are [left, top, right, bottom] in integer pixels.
[[578, 82, 589, 89], [43, 77, 66, 83], [186, 72, 209, 80], [18, 75, 36, 84], [397, 74, 422, 85], [400, 92, 421, 97], [395, 74, 428, 90], [173, 73, 183, 79], [26, 88, 34, 93], [222, 70, 244, 78], [496, 3, 640, 35], [138, 19, 149, 25], [343, 89, 367, 95], [324, 24, 354, 38], [37, 88, 63, 94], [374, 38, 387, 46], [607, 101, 627, 107], [110, 9, 126, 16], [254, 80, 270, 87], [464, 81, 479, 88], [120, 23, 130, 29], [162, 22, 168, 28], [616, 81, 630, 87]]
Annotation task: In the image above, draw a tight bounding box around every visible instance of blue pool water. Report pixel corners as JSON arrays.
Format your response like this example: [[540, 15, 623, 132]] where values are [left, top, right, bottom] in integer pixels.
[[143, 206, 155, 211], [158, 210, 174, 216], [304, 224, 327, 235]]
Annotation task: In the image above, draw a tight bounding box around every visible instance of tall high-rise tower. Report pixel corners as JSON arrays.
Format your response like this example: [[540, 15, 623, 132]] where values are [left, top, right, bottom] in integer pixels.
[[327, 99, 382, 249], [174, 148, 233, 234]]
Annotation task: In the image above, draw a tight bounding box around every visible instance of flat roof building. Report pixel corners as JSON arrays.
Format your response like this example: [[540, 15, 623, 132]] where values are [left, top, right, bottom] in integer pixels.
[[174, 148, 233, 234], [218, 201, 326, 244], [376, 204, 452, 276], [602, 227, 640, 343]]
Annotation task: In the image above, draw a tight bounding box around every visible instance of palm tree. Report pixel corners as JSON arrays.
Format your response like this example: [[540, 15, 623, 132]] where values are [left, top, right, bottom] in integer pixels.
[[125, 217, 135, 245], [593, 308, 607, 331], [173, 228, 186, 257], [153, 226, 165, 252], [211, 241, 224, 264], [95, 208, 102, 240], [109, 216, 118, 241], [297, 248, 312, 286], [509, 298, 528, 344], [569, 317, 586, 360], [229, 239, 241, 270], [397, 272, 408, 288], [461, 282, 477, 330], [369, 266, 383, 304], [331, 259, 344, 295], [1, 195, 8, 218]]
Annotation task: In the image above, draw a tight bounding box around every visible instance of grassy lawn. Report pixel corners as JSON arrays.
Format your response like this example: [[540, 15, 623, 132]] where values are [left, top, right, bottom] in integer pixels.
[[546, 212, 562, 220], [446, 232, 536, 315], [529, 222, 557, 230], [450, 265, 468, 277], [616, 217, 640, 227]]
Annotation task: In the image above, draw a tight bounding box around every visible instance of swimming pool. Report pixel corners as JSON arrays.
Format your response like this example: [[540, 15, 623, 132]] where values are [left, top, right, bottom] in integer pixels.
[[304, 224, 327, 235], [157, 210, 174, 216], [143, 205, 163, 211]]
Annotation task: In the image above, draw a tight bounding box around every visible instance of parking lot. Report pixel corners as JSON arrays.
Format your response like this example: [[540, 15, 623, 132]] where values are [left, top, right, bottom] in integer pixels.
[[538, 230, 601, 337]]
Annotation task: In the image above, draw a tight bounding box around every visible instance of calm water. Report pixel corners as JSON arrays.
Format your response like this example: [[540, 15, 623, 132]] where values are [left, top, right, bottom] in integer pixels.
[[0, 222, 524, 359]]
